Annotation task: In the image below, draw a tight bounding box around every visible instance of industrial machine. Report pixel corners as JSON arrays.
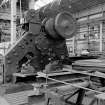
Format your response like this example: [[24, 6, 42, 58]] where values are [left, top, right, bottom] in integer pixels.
[[4, 6, 76, 82], [1, 1, 105, 105]]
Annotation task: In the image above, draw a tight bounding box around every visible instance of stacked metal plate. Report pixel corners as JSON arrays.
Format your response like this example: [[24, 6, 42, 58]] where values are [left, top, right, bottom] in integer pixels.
[[72, 59, 105, 72]]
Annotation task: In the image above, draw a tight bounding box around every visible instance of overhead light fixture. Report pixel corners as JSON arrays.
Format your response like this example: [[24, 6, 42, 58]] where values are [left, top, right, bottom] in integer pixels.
[[35, 0, 54, 10], [34, 0, 62, 10]]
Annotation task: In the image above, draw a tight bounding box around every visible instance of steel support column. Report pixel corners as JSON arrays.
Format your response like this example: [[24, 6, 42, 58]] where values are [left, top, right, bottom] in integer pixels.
[[76, 89, 85, 105], [11, 0, 17, 45], [99, 22, 103, 52]]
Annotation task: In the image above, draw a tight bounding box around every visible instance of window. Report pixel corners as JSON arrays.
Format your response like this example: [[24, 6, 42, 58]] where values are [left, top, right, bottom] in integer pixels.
[[89, 25, 100, 39]]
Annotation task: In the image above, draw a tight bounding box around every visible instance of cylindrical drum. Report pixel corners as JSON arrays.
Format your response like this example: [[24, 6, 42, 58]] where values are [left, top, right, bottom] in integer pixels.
[[45, 11, 76, 39], [45, 18, 58, 38], [55, 12, 76, 39]]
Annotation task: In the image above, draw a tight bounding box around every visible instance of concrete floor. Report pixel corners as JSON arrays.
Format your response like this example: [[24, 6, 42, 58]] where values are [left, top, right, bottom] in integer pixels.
[[29, 94, 45, 105], [27, 93, 99, 105], [0, 88, 99, 105]]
